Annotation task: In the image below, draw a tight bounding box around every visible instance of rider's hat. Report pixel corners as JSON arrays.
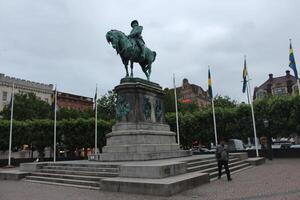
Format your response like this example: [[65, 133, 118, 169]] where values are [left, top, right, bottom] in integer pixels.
[[131, 20, 139, 27]]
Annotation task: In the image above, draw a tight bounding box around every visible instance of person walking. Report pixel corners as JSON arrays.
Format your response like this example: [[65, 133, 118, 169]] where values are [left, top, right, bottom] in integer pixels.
[[216, 139, 232, 181]]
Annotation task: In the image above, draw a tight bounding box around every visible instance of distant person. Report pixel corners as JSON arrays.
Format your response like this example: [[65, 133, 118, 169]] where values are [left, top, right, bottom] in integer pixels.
[[216, 139, 232, 181]]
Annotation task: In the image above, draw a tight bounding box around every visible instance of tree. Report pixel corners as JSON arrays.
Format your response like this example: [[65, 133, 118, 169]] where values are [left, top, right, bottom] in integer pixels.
[[214, 95, 237, 108], [1, 93, 52, 120], [163, 88, 175, 113], [97, 91, 116, 120], [57, 108, 93, 120]]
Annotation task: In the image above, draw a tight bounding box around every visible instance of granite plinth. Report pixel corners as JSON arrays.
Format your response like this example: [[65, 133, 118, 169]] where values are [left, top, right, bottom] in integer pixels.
[[98, 78, 191, 161]]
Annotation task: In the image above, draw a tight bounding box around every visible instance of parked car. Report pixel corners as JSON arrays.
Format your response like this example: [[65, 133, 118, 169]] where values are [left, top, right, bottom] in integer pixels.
[[228, 139, 245, 151]]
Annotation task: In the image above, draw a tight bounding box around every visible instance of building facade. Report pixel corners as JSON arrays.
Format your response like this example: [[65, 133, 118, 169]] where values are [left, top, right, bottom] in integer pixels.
[[253, 70, 299, 100], [57, 91, 93, 111], [175, 78, 210, 108], [0, 73, 53, 111]]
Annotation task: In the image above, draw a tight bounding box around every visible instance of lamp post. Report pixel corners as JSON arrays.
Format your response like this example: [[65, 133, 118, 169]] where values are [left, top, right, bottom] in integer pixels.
[[263, 119, 273, 160]]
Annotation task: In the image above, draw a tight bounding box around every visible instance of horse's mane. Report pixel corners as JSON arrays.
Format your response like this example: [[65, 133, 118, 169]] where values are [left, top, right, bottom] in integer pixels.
[[110, 29, 127, 37]]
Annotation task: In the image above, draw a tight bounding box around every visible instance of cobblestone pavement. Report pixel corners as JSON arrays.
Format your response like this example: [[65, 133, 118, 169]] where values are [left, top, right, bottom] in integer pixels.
[[0, 159, 299, 200]]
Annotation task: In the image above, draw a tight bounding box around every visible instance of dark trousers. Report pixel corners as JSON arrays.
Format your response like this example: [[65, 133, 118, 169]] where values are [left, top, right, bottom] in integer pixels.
[[218, 160, 231, 180]]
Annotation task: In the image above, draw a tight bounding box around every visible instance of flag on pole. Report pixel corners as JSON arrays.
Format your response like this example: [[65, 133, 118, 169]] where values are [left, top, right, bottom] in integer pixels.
[[208, 68, 213, 99], [93, 86, 97, 111], [242, 57, 248, 93], [289, 40, 298, 79]]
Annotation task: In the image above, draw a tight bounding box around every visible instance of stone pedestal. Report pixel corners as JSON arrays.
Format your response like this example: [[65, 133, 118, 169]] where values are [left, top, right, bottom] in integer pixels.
[[99, 78, 191, 161]]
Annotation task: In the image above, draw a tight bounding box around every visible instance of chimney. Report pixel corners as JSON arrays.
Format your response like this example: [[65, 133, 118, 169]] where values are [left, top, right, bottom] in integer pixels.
[[286, 70, 291, 77], [268, 73, 273, 80]]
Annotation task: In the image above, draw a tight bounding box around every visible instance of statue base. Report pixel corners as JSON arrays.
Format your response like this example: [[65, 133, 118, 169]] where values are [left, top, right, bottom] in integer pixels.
[[98, 78, 191, 161]]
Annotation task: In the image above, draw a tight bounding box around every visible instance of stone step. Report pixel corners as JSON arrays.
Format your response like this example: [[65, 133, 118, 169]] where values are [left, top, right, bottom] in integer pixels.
[[41, 165, 118, 173], [25, 175, 100, 187], [187, 158, 240, 172], [36, 169, 118, 177], [197, 160, 247, 174], [24, 179, 100, 190], [100, 171, 210, 196], [30, 172, 104, 182], [210, 165, 253, 181], [187, 157, 239, 168], [209, 162, 251, 179], [44, 163, 119, 168]]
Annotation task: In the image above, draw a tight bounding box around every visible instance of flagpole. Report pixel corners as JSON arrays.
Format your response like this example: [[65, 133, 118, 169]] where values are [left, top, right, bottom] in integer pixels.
[[246, 72, 259, 157], [211, 96, 218, 146], [95, 84, 98, 154], [8, 83, 15, 166], [209, 66, 218, 146], [53, 85, 57, 162], [173, 74, 180, 146]]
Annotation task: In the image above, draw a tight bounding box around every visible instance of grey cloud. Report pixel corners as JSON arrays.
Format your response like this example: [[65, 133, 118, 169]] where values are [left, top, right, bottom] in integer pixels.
[[1, 0, 300, 102]]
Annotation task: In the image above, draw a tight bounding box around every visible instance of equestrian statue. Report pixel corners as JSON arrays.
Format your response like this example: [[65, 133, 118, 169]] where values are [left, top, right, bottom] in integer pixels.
[[106, 20, 156, 81]]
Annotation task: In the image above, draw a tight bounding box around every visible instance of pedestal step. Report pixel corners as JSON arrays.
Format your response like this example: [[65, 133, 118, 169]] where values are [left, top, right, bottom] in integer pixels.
[[101, 171, 209, 196], [23, 162, 119, 189]]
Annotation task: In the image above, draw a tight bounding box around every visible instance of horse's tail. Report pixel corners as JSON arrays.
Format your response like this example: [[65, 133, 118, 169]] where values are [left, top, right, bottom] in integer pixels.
[[152, 51, 157, 62]]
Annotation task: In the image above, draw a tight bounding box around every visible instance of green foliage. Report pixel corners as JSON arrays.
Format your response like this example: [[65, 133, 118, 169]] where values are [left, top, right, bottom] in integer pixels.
[[163, 88, 175, 113], [0, 119, 113, 155], [57, 108, 93, 120], [214, 95, 237, 108], [97, 91, 116, 120], [2, 93, 52, 120], [166, 95, 300, 149]]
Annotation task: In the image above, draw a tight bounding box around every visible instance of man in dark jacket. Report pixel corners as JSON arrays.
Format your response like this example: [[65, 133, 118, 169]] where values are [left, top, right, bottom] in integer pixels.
[[216, 139, 232, 181]]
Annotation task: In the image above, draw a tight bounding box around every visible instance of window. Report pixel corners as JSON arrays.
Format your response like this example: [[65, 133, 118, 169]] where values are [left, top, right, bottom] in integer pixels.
[[256, 91, 267, 99], [273, 87, 286, 96], [293, 85, 299, 94], [2, 91, 7, 101]]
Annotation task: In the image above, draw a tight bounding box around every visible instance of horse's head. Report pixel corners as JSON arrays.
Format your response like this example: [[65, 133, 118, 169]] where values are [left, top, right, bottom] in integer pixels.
[[106, 30, 131, 55], [106, 30, 119, 50]]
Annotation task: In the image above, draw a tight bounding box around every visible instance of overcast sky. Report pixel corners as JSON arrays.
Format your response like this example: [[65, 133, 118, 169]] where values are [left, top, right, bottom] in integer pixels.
[[0, 0, 299, 102]]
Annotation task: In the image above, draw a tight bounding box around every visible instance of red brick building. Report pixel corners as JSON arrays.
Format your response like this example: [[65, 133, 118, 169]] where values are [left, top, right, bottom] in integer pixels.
[[57, 91, 93, 111], [253, 70, 299, 100], [174, 78, 210, 109]]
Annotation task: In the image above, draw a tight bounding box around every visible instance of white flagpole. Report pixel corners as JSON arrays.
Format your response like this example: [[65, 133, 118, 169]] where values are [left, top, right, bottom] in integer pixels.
[[8, 83, 15, 166], [247, 72, 259, 157], [211, 97, 218, 146], [209, 67, 218, 146], [173, 74, 180, 146], [95, 84, 98, 154], [53, 85, 57, 162]]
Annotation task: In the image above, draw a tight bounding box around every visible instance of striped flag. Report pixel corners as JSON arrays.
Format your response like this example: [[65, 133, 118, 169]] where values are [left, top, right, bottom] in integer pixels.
[[242, 57, 248, 93], [93, 86, 97, 111], [208, 68, 213, 99], [289, 41, 298, 79]]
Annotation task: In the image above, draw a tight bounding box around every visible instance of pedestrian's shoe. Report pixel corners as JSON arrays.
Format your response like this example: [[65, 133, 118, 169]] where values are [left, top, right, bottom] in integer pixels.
[[218, 176, 221, 180], [228, 178, 232, 181]]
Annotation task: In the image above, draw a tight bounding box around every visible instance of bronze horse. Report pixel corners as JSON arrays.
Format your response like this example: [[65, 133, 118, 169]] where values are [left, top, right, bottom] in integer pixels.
[[106, 30, 156, 80]]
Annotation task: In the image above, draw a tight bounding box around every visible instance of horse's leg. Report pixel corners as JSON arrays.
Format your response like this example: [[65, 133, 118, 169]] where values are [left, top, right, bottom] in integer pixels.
[[122, 57, 129, 77], [140, 63, 149, 81], [130, 60, 134, 77], [125, 64, 129, 77], [148, 64, 152, 79]]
